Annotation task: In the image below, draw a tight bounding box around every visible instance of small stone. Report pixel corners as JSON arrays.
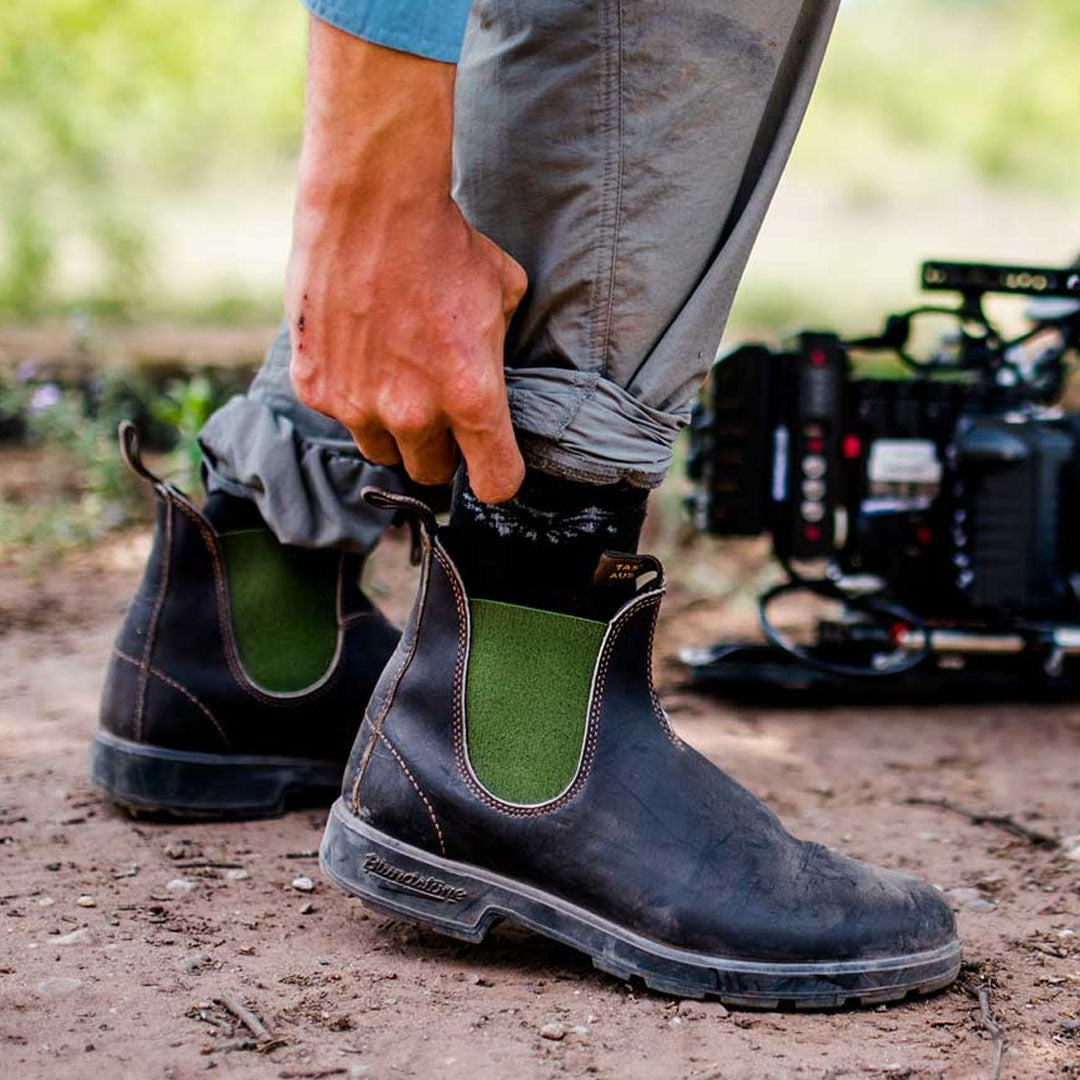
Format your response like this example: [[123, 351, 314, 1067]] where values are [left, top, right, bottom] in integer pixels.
[[665, 1016, 683, 1030], [237, 945, 255, 956], [35, 977, 83, 997], [944, 887, 996, 913], [53, 928, 96, 947], [182, 953, 212, 974], [1061, 835, 1080, 861], [44, 862, 61, 872], [712, 1003, 730, 1019], [112, 864, 139, 880], [677, 1001, 706, 1019], [299, 902, 315, 915], [349, 1066, 371, 1080], [37, 897, 55, 907], [76, 895, 96, 908], [474, 976, 494, 987], [571, 1024, 591, 1037], [1060, 1018, 1080, 1033], [539, 1022, 565, 1041], [225, 868, 250, 882], [383, 997, 398, 1006], [166, 878, 196, 896], [291, 876, 315, 893]]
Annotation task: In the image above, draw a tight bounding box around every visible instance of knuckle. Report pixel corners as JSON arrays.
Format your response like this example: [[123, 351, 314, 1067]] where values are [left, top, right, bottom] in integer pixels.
[[290, 367, 320, 410], [385, 403, 436, 441]]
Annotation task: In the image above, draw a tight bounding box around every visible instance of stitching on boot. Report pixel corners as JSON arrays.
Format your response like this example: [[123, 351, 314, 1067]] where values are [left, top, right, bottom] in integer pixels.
[[645, 602, 682, 748], [437, 537, 663, 817], [115, 648, 230, 749], [171, 498, 344, 707], [375, 727, 446, 857], [348, 541, 432, 812], [135, 500, 173, 742]]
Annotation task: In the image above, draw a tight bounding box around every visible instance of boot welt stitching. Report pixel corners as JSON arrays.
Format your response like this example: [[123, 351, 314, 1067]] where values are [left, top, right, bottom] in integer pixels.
[[375, 727, 446, 857], [436, 538, 664, 817], [114, 648, 230, 749], [135, 499, 173, 742]]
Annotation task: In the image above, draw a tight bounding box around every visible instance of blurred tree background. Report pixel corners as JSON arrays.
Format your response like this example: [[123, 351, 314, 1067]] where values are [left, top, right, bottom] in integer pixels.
[[2, 0, 1080, 564], [0, 0, 1078, 326]]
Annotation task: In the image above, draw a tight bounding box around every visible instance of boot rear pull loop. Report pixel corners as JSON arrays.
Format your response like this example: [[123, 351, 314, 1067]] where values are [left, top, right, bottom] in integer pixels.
[[362, 487, 438, 565], [117, 419, 177, 501]]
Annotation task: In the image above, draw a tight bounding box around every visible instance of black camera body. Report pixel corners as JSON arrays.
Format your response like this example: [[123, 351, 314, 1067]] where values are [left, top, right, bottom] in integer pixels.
[[685, 260, 1080, 693]]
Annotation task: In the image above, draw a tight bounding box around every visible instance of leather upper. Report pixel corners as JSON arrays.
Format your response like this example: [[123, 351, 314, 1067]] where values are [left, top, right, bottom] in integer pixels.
[[99, 487, 400, 763], [348, 501, 956, 964]]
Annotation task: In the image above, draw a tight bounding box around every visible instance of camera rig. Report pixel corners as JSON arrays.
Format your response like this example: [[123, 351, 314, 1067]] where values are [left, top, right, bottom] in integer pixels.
[[684, 259, 1080, 700]]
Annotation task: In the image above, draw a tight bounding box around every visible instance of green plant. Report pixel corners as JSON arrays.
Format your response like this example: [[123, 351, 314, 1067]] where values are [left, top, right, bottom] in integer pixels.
[[150, 374, 219, 493]]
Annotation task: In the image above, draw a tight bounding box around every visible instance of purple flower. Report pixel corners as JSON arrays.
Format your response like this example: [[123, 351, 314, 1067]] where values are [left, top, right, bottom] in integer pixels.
[[28, 383, 62, 413]]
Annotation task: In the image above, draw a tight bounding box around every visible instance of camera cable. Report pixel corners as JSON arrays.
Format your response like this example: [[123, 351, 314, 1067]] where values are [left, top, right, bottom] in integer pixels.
[[758, 556, 933, 679]]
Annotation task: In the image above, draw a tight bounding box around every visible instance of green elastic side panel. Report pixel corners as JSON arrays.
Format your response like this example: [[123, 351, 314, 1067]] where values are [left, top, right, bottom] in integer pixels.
[[219, 529, 338, 693], [465, 598, 607, 805]]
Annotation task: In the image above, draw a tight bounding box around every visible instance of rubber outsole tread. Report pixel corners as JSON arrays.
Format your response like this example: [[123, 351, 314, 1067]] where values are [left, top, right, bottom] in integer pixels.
[[320, 799, 962, 1010], [90, 730, 342, 822]]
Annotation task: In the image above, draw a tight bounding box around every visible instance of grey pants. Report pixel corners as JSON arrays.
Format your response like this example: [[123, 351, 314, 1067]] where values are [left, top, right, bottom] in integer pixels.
[[200, 0, 839, 552]]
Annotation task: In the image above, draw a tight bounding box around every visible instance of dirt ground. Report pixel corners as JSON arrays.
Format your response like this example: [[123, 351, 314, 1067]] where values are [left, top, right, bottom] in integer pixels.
[[2, 519, 1079, 1080]]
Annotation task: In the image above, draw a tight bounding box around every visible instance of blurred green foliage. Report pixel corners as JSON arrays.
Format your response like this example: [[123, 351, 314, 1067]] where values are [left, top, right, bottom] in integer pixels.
[[151, 374, 218, 492], [1, 0, 1078, 321], [807, 0, 1080, 190], [0, 369, 232, 563], [0, 0, 303, 319]]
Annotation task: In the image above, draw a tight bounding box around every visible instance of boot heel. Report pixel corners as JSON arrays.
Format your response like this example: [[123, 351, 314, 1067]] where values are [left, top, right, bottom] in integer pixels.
[[90, 730, 342, 820], [320, 800, 496, 943]]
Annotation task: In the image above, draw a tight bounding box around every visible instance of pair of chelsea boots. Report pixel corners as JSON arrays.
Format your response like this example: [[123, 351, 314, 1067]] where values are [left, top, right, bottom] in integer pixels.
[[93, 429, 960, 1007]]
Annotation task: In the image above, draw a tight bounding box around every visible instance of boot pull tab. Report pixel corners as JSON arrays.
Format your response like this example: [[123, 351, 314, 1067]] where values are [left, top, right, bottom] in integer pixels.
[[361, 487, 438, 566], [117, 420, 170, 497], [593, 552, 665, 594]]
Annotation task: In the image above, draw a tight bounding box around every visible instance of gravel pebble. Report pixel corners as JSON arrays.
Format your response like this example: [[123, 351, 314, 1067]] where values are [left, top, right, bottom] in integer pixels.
[[539, 1022, 565, 1041], [225, 868, 250, 882], [291, 876, 315, 893], [35, 977, 83, 997], [75, 895, 96, 908], [53, 928, 96, 947], [165, 878, 196, 896], [944, 887, 997, 913]]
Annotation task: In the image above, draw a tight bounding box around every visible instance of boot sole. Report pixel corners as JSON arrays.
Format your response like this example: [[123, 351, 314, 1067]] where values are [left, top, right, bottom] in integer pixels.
[[90, 730, 342, 820], [321, 799, 961, 1009]]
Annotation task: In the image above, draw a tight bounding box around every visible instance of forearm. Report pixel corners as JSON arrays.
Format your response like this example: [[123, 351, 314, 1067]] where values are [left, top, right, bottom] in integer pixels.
[[296, 15, 455, 212], [285, 14, 527, 503]]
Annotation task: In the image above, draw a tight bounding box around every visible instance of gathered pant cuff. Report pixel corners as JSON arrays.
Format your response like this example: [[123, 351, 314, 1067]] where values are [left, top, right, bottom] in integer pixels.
[[506, 368, 687, 488], [198, 396, 404, 554]]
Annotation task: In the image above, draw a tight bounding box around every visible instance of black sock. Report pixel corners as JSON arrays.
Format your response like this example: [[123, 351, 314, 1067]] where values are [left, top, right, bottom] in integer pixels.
[[202, 489, 268, 534], [442, 468, 648, 617]]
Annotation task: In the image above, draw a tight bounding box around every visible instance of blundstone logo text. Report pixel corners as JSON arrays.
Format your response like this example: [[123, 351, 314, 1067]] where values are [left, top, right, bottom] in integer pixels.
[[362, 853, 467, 903]]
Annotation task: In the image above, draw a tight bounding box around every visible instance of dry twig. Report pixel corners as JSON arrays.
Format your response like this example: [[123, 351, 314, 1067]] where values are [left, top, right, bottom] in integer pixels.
[[960, 981, 1004, 1080], [904, 797, 1057, 847], [214, 992, 271, 1042]]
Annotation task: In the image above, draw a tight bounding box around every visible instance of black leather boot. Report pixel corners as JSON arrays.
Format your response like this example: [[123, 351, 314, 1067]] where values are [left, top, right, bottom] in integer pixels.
[[320, 490, 960, 1007], [91, 424, 399, 819]]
